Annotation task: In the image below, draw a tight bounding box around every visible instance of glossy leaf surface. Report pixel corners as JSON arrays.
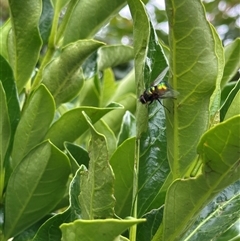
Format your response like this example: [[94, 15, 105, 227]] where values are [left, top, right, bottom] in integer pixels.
[[224, 90, 240, 120], [220, 79, 240, 121], [45, 105, 121, 149], [11, 215, 52, 241], [137, 208, 164, 241], [110, 137, 135, 218], [158, 116, 240, 241], [4, 141, 71, 239], [221, 38, 240, 88], [0, 21, 11, 60], [182, 180, 240, 241], [32, 167, 83, 241], [128, 0, 170, 217], [0, 55, 20, 145], [63, 0, 126, 44], [39, 0, 54, 44], [117, 111, 136, 146], [11, 85, 55, 169], [65, 142, 89, 172], [0, 83, 11, 172], [8, 0, 42, 92]]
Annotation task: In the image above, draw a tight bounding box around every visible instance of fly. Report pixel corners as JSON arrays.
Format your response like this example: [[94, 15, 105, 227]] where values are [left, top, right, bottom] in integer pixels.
[[139, 67, 179, 112]]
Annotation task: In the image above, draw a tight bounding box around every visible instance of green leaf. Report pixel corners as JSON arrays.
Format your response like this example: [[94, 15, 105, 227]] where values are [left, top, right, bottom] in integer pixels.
[[220, 81, 237, 106], [128, 0, 169, 139], [81, 51, 98, 79], [4, 140, 71, 239], [117, 111, 136, 146], [127, 0, 150, 83], [64, 142, 89, 173], [78, 75, 100, 107], [42, 40, 104, 106], [198, 114, 240, 190], [136, 207, 164, 241], [97, 45, 134, 71], [63, 0, 126, 44], [99, 69, 117, 107], [79, 112, 115, 219], [94, 119, 117, 158], [113, 69, 135, 101], [221, 38, 240, 88], [11, 84, 55, 169], [165, 0, 221, 177], [51, 0, 70, 10], [102, 94, 135, 135], [224, 90, 240, 120], [110, 137, 135, 218], [154, 115, 240, 241], [129, 0, 170, 217], [216, 220, 240, 241], [0, 20, 11, 60], [0, 54, 20, 181], [45, 105, 121, 150], [32, 167, 83, 241], [181, 180, 240, 241], [0, 55, 20, 143], [0, 82, 11, 195], [11, 215, 52, 241], [220, 79, 240, 121], [138, 104, 170, 217], [8, 0, 42, 92], [60, 218, 146, 241], [209, 25, 224, 122], [39, 0, 54, 44]]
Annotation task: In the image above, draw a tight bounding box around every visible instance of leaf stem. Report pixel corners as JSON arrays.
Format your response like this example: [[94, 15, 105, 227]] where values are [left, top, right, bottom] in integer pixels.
[[56, 0, 78, 45], [129, 138, 140, 241], [31, 2, 61, 90], [31, 47, 55, 90]]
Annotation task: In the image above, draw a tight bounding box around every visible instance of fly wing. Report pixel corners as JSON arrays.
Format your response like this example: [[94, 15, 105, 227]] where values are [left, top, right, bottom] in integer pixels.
[[161, 89, 179, 98], [160, 82, 180, 99], [152, 66, 169, 86]]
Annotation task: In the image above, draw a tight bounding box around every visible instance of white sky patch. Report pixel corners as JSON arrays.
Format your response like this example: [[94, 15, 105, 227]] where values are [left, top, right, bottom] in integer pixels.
[[148, 0, 166, 10], [218, 1, 227, 11], [227, 4, 240, 18], [216, 24, 229, 39], [119, 5, 131, 20], [156, 22, 169, 34], [203, 0, 215, 3]]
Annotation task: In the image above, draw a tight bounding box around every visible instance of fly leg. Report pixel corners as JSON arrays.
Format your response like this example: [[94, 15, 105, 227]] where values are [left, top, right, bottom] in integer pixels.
[[157, 99, 170, 113]]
